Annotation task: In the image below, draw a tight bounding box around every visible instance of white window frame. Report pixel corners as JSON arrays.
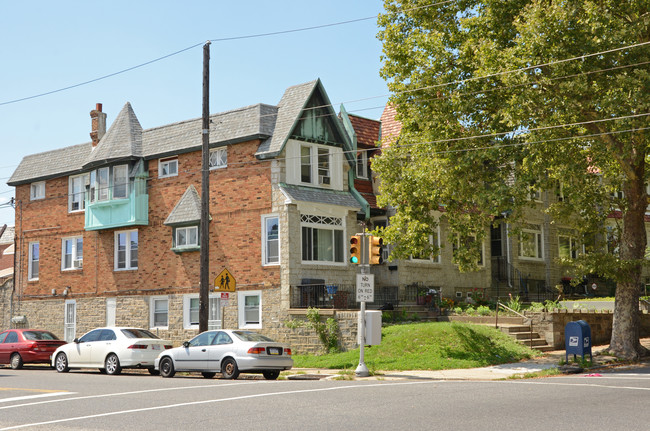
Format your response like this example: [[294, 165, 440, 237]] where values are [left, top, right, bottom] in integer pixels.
[[158, 157, 178, 178], [175, 226, 199, 248], [519, 224, 543, 260], [30, 181, 45, 201], [150, 296, 169, 329], [68, 174, 89, 212], [114, 230, 138, 270], [356, 151, 368, 179], [209, 147, 227, 170], [410, 227, 441, 264], [452, 235, 485, 267], [61, 236, 83, 271], [300, 214, 345, 265], [237, 290, 262, 329], [262, 214, 280, 266], [183, 294, 221, 329], [28, 241, 39, 280], [558, 234, 579, 260], [89, 165, 129, 202], [300, 144, 332, 187]]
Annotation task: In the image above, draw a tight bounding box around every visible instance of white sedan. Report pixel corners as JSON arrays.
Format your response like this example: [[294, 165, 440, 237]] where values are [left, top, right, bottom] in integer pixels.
[[155, 330, 293, 380], [52, 327, 172, 375]]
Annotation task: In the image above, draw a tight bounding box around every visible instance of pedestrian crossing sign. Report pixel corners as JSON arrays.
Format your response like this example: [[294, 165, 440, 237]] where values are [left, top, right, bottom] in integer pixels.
[[214, 268, 236, 292]]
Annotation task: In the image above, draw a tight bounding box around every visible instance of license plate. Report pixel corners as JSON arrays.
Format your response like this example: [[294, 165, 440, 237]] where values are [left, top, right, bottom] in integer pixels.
[[268, 347, 281, 355], [152, 345, 161, 350]]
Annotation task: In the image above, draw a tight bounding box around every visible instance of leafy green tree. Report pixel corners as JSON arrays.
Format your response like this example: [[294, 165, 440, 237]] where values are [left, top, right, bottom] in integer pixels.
[[375, 0, 649, 359]]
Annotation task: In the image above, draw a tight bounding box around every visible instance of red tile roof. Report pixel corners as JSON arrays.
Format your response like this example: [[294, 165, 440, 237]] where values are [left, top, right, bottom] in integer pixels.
[[379, 104, 402, 148], [347, 114, 380, 148]]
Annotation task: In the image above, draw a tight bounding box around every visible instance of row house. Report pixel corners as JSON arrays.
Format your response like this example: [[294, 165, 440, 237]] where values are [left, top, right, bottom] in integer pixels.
[[7, 79, 373, 348]]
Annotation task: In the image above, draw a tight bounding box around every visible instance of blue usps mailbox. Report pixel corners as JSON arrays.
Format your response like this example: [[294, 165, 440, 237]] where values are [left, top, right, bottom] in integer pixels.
[[565, 320, 592, 363]]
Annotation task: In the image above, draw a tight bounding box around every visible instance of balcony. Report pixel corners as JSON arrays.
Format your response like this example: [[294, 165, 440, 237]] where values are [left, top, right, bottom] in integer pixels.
[[84, 177, 148, 231]]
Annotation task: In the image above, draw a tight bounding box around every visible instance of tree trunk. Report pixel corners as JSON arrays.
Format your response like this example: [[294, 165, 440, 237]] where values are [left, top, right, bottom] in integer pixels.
[[609, 170, 648, 360]]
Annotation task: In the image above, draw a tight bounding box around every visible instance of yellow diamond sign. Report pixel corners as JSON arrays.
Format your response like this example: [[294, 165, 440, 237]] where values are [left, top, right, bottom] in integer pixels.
[[214, 268, 236, 292]]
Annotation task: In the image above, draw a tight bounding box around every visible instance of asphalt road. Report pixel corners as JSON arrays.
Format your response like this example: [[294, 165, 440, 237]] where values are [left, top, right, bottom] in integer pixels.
[[1, 365, 649, 430]]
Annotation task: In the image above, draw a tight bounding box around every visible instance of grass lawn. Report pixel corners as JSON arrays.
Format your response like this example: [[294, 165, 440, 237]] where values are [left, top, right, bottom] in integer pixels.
[[292, 321, 535, 371]]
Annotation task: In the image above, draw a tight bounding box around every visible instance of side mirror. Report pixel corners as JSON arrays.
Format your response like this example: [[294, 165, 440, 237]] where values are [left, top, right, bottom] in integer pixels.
[[182, 341, 190, 348], [73, 338, 79, 343]]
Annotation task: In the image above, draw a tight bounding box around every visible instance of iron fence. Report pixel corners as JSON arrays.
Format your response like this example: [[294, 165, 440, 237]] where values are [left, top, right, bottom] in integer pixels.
[[289, 284, 399, 310]]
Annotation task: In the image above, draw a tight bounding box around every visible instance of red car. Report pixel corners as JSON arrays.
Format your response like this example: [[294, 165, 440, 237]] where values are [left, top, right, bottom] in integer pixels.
[[0, 329, 66, 369]]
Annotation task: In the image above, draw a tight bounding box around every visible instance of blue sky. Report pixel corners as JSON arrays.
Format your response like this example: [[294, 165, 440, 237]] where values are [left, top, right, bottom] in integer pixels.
[[0, 1, 389, 227]]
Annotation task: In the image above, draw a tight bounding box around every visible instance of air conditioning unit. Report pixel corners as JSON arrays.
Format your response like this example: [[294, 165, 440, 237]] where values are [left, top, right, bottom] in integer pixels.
[[319, 175, 331, 185], [73, 260, 83, 269]]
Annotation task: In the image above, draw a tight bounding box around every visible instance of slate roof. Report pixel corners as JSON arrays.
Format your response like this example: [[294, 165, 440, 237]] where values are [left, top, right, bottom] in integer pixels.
[[0, 226, 14, 245], [256, 80, 318, 159], [279, 183, 361, 209], [8, 142, 92, 185], [164, 185, 202, 225], [84, 102, 143, 169]]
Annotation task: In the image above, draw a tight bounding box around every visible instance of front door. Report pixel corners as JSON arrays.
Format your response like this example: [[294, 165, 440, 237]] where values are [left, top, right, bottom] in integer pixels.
[[64, 300, 76, 343]]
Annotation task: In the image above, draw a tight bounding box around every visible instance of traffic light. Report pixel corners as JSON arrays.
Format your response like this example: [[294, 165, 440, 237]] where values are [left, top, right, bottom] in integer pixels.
[[349, 235, 361, 264], [368, 235, 384, 265]]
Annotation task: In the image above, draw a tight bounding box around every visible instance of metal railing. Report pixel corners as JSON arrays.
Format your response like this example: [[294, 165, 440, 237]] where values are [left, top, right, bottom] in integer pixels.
[[289, 284, 399, 310], [496, 301, 534, 349]]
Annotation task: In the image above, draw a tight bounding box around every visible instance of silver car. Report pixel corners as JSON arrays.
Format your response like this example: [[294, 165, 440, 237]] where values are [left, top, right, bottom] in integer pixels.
[[52, 327, 172, 375], [155, 330, 293, 380]]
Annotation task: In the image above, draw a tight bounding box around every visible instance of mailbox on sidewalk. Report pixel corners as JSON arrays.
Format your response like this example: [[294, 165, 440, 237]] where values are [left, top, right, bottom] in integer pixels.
[[565, 320, 592, 363]]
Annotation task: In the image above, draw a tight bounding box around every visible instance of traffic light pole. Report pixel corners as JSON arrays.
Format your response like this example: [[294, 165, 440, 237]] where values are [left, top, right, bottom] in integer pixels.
[[355, 232, 369, 377]]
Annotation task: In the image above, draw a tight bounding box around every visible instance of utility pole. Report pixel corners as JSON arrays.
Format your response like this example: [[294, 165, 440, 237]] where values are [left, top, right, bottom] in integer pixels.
[[199, 41, 211, 333]]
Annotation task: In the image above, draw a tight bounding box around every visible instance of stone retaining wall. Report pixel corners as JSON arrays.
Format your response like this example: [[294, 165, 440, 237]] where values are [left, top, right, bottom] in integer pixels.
[[527, 310, 650, 349]]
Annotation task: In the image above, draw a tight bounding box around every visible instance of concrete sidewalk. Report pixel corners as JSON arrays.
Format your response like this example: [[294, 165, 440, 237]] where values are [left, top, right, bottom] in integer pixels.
[[288, 337, 650, 381]]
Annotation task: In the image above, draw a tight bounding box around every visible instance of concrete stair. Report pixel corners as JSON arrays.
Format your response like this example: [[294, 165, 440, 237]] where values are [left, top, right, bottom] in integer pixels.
[[500, 325, 554, 352]]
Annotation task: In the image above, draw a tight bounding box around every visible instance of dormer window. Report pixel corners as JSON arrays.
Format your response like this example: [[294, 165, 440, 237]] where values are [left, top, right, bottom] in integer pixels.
[[300, 144, 331, 187]]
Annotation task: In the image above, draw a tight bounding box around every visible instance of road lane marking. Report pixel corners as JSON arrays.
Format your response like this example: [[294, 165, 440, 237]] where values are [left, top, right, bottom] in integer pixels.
[[0, 381, 435, 430], [0, 381, 264, 410], [0, 392, 74, 403]]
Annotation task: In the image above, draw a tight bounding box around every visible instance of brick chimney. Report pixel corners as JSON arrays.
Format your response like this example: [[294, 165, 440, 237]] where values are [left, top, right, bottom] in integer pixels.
[[90, 103, 107, 147]]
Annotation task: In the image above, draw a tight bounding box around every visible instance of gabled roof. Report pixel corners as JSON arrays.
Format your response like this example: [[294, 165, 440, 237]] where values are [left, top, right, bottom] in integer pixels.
[[347, 113, 380, 148], [7, 142, 91, 185], [84, 102, 143, 169], [0, 225, 14, 245], [164, 185, 203, 225]]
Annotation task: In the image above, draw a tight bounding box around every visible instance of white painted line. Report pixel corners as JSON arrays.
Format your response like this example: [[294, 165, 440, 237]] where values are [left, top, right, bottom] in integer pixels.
[[0, 381, 434, 430], [0, 392, 74, 404]]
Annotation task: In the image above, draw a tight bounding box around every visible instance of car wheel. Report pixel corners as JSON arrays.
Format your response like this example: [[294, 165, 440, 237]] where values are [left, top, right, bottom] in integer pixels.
[[10, 353, 24, 370], [201, 372, 216, 379], [148, 368, 160, 376], [263, 370, 280, 380], [55, 353, 69, 373], [160, 357, 175, 378], [104, 353, 122, 375], [221, 358, 239, 380]]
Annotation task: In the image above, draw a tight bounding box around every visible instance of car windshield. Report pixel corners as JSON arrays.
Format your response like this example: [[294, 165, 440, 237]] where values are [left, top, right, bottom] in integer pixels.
[[232, 331, 275, 342], [23, 331, 59, 341], [121, 329, 159, 339]]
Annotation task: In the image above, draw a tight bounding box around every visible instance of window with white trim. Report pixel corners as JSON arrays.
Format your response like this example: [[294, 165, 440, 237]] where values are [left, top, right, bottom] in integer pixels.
[[175, 226, 198, 248], [115, 230, 138, 270], [410, 227, 441, 263], [301, 214, 344, 263], [356, 151, 368, 179], [89, 165, 129, 202], [62, 236, 83, 270], [237, 291, 261, 329], [150, 296, 168, 328], [69, 174, 89, 212], [159, 158, 178, 178], [30, 181, 45, 201], [558, 234, 579, 260], [519, 224, 543, 260], [209, 147, 227, 169], [28, 242, 39, 280], [300, 144, 332, 186], [183, 294, 221, 329], [453, 235, 484, 266], [262, 215, 279, 265]]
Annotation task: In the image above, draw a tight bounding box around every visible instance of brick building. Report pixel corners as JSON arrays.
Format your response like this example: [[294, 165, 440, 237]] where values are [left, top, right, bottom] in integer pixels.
[[7, 80, 370, 349]]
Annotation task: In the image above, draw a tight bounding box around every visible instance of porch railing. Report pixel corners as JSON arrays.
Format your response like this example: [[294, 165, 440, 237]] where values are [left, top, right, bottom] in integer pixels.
[[290, 284, 399, 310]]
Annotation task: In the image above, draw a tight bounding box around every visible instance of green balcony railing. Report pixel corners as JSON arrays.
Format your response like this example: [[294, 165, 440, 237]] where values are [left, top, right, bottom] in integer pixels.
[[84, 176, 148, 230]]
